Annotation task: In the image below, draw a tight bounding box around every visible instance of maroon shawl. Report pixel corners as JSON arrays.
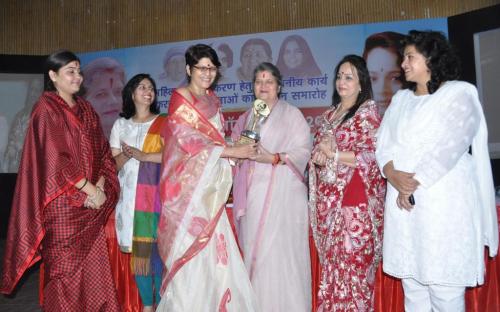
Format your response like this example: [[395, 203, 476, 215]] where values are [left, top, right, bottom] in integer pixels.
[[0, 92, 119, 309]]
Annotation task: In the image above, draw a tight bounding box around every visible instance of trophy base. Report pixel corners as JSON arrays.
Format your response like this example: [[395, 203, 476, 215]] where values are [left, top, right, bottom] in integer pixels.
[[238, 130, 260, 144]]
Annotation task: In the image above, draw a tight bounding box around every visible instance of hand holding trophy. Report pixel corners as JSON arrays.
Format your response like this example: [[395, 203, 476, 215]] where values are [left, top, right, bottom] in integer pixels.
[[238, 99, 271, 144]]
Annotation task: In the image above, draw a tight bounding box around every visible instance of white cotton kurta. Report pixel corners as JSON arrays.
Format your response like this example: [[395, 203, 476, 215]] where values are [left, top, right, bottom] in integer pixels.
[[109, 116, 157, 252], [376, 81, 498, 287], [237, 101, 312, 312]]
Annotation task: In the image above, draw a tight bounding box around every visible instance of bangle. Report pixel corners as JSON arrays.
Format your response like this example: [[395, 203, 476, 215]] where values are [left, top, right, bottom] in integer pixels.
[[319, 147, 339, 183], [77, 179, 88, 191], [272, 153, 280, 166]]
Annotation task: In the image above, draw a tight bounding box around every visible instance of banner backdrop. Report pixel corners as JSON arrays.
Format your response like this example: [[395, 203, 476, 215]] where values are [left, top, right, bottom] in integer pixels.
[[78, 18, 447, 137], [0, 74, 43, 173]]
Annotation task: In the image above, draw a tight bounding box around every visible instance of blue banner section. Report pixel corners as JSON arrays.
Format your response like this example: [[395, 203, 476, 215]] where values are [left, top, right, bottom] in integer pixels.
[[77, 18, 447, 136]]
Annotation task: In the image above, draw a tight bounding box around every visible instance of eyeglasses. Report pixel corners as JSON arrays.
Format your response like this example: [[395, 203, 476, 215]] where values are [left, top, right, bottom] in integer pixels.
[[192, 65, 218, 74]]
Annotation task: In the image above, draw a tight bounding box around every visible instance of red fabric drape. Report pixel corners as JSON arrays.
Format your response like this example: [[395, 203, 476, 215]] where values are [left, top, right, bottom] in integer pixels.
[[3, 92, 120, 311], [105, 212, 142, 312], [38, 213, 142, 311], [311, 205, 500, 311]]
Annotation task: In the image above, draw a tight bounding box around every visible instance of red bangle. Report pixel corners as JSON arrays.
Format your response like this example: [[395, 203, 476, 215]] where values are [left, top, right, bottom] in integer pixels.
[[272, 153, 280, 166]]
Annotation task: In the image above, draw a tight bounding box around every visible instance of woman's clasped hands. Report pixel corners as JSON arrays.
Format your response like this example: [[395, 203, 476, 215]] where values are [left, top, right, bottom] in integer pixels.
[[121, 141, 147, 161], [84, 176, 107, 210], [312, 135, 336, 166], [383, 161, 419, 211]]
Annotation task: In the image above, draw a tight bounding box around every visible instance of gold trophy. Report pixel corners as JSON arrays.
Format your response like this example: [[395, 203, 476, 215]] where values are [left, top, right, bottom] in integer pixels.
[[238, 99, 271, 144]]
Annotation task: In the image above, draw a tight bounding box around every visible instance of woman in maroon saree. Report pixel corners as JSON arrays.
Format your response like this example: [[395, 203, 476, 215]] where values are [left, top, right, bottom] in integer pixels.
[[0, 50, 120, 311]]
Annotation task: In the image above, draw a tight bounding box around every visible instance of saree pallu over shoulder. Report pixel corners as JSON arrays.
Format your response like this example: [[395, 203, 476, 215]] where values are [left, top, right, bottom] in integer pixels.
[[232, 100, 312, 312], [309, 99, 385, 310], [231, 101, 310, 220], [132, 114, 166, 276], [167, 91, 225, 145], [158, 90, 226, 291], [0, 92, 86, 294], [0, 91, 120, 299], [310, 99, 385, 264]]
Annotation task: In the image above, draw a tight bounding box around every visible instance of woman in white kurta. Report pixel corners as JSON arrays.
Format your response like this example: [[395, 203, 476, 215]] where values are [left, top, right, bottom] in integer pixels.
[[110, 75, 161, 252], [110, 116, 156, 245], [232, 62, 312, 312], [110, 74, 164, 311], [376, 30, 498, 312]]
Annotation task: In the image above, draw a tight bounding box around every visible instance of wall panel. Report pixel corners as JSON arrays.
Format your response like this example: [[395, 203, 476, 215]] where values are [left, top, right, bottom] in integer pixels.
[[1, 0, 498, 55]]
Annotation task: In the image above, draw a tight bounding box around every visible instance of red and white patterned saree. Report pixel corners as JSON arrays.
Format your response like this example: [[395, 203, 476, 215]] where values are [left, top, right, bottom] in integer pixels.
[[309, 100, 386, 312], [156, 90, 257, 311]]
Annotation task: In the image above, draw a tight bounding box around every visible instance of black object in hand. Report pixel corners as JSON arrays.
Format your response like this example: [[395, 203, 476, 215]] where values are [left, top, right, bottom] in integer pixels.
[[409, 194, 415, 205]]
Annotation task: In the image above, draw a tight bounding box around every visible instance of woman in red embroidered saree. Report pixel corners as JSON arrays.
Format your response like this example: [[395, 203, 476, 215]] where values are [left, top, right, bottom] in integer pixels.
[[0, 50, 120, 311], [309, 55, 385, 312], [156, 44, 258, 311]]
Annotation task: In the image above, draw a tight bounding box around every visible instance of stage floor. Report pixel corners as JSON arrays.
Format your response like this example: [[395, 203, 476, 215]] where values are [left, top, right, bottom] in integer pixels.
[[0, 239, 40, 312]]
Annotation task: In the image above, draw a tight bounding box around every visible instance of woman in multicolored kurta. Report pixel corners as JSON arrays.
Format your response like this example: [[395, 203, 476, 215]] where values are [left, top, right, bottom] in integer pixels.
[[109, 73, 165, 312], [309, 54, 386, 312]]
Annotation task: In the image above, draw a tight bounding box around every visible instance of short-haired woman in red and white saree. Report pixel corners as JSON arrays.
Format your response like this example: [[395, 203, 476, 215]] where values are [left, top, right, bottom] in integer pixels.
[[0, 50, 120, 311], [156, 44, 258, 311]]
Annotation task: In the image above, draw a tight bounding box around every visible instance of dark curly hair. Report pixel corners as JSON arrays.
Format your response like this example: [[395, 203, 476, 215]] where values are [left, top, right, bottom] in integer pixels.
[[402, 30, 461, 94], [332, 54, 373, 124], [120, 73, 159, 119]]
